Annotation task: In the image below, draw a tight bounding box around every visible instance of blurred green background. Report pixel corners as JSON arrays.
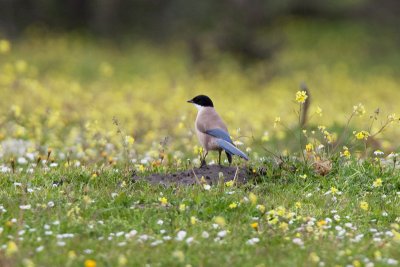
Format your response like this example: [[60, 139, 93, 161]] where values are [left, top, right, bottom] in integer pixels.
[[1, 0, 400, 163]]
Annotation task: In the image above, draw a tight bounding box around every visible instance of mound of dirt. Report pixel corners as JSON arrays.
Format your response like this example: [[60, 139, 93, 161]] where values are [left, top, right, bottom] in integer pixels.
[[132, 165, 250, 186]]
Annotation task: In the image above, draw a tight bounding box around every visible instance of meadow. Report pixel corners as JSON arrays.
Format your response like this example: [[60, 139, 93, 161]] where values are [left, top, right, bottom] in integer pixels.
[[0, 20, 400, 266]]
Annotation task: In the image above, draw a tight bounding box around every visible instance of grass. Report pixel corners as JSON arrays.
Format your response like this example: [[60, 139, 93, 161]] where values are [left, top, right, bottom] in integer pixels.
[[1, 160, 399, 266], [1, 19, 400, 266]]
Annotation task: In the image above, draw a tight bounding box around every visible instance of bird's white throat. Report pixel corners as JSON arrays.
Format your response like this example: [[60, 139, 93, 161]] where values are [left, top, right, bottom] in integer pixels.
[[194, 104, 204, 111]]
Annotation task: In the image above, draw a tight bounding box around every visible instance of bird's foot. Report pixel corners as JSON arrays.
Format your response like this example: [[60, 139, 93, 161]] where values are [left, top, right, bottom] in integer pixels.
[[200, 160, 207, 168]]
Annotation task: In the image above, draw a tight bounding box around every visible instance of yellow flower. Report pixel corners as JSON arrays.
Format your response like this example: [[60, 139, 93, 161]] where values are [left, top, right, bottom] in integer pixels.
[[268, 217, 279, 225], [249, 192, 257, 205], [279, 222, 288, 231], [305, 143, 314, 152], [360, 201, 369, 211], [374, 251, 382, 260], [317, 220, 327, 227], [299, 174, 307, 179], [309, 252, 320, 263], [84, 259, 97, 267], [352, 260, 361, 267], [276, 206, 286, 217], [295, 202, 302, 209], [159, 197, 168, 206], [214, 216, 226, 227], [190, 216, 197, 225], [295, 91, 308, 104], [261, 131, 269, 142], [229, 202, 238, 209], [388, 113, 397, 122], [341, 148, 351, 159], [250, 222, 259, 230], [353, 103, 365, 116], [6, 241, 18, 256], [179, 203, 186, 211], [256, 204, 266, 213], [315, 106, 323, 116], [354, 131, 369, 140], [22, 259, 35, 267], [225, 180, 234, 187], [373, 178, 382, 188], [274, 117, 281, 128], [172, 250, 185, 263], [193, 145, 203, 155], [118, 255, 128, 266], [0, 39, 11, 53], [330, 187, 338, 195], [125, 135, 135, 145], [68, 250, 77, 260]]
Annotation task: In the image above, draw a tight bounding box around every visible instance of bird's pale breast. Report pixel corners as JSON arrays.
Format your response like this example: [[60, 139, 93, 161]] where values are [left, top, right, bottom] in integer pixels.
[[195, 107, 228, 152]]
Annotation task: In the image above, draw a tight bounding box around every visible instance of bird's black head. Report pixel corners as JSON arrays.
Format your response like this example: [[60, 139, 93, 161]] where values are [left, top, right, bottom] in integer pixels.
[[187, 95, 214, 107]]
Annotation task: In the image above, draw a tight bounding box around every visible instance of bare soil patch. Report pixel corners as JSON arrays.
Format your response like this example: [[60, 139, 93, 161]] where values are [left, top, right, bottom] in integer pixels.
[[132, 165, 251, 186]]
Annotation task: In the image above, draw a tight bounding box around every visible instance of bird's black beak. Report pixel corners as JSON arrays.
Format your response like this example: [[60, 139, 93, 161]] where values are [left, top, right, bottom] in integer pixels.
[[187, 99, 194, 103]]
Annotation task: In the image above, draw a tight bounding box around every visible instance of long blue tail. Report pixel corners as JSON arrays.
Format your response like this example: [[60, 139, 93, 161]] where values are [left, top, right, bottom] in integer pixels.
[[216, 139, 249, 161]]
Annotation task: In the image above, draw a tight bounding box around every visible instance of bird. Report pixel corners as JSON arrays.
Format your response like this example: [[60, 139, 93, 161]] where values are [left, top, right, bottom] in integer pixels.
[[187, 95, 249, 167]]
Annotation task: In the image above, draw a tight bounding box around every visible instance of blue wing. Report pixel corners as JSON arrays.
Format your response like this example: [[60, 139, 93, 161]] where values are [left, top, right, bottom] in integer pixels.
[[215, 139, 249, 161], [205, 128, 233, 143]]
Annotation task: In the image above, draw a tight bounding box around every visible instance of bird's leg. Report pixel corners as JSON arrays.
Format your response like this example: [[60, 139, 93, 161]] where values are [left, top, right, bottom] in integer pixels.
[[218, 150, 222, 166], [200, 151, 208, 168]]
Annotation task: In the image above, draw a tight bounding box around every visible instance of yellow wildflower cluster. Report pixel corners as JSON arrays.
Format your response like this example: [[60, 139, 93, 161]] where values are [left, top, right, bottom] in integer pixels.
[[359, 201, 369, 211], [305, 143, 314, 152], [159, 197, 168, 206], [354, 131, 370, 140], [295, 91, 308, 103], [373, 178, 382, 188], [353, 103, 366, 116], [341, 147, 351, 159]]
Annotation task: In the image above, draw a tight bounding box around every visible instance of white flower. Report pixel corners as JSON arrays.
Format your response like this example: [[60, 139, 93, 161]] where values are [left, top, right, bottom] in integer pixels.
[[47, 201, 55, 208], [292, 238, 304, 246], [176, 230, 187, 241], [57, 241, 66, 246], [116, 232, 125, 237], [0, 205, 7, 213], [163, 236, 172, 241], [203, 184, 211, 191], [201, 231, 209, 238], [246, 237, 260, 245], [160, 229, 166, 234], [387, 259, 398, 265], [17, 157, 28, 165], [186, 237, 194, 244], [1, 166, 11, 173], [50, 163, 58, 167], [125, 230, 137, 239], [157, 219, 164, 225], [36, 246, 44, 252], [217, 230, 227, 238], [138, 234, 149, 241], [84, 249, 93, 254], [118, 242, 127, 247], [19, 204, 31, 210], [150, 240, 163, 247]]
